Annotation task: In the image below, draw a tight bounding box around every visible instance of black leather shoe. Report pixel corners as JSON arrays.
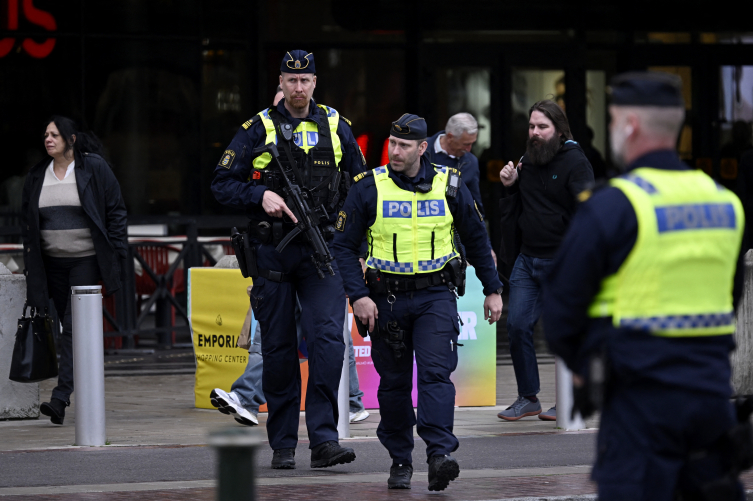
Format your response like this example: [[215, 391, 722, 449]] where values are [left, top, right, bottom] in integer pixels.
[[310, 441, 356, 468], [388, 463, 413, 489], [271, 448, 296, 469], [428, 454, 459, 491], [40, 398, 66, 425]]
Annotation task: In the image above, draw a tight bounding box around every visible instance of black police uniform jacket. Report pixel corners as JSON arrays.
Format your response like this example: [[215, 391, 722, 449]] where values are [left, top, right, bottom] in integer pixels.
[[210, 99, 367, 225], [21, 152, 128, 310], [333, 155, 503, 304]]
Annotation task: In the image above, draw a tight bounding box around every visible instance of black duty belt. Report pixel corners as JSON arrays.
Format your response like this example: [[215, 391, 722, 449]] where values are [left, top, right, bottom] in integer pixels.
[[257, 268, 291, 283], [366, 269, 451, 294]]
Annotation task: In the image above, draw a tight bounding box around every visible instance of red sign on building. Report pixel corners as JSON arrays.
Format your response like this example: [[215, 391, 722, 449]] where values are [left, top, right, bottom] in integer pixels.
[[0, 0, 57, 58]]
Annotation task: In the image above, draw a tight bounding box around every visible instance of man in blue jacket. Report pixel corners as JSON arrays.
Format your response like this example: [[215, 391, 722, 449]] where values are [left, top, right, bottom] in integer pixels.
[[424, 113, 484, 215], [424, 112, 495, 265]]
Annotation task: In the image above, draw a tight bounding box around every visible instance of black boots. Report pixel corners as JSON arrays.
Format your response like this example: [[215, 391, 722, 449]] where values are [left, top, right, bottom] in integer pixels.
[[310, 441, 356, 468], [40, 398, 67, 425], [428, 454, 460, 491], [271, 448, 296, 469], [388, 463, 413, 489]]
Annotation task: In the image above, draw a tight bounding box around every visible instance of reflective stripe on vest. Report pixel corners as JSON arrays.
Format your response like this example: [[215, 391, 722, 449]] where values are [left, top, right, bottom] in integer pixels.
[[587, 167, 744, 337], [252, 105, 342, 170], [367, 164, 457, 275]]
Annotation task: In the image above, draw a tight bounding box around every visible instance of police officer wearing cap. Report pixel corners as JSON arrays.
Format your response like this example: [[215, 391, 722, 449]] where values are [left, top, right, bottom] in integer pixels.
[[211, 50, 366, 470], [333, 114, 504, 491], [542, 72, 749, 500]]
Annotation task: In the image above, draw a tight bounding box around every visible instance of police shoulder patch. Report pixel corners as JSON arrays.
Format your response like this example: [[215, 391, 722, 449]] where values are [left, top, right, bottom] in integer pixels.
[[241, 116, 260, 130], [340, 115, 352, 127], [474, 201, 484, 222], [353, 170, 374, 183], [336, 210, 347, 232], [577, 189, 592, 202], [219, 150, 236, 169]]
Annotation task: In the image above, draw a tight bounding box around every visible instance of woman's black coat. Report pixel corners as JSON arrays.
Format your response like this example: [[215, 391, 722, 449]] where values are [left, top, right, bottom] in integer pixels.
[[21, 151, 128, 309]]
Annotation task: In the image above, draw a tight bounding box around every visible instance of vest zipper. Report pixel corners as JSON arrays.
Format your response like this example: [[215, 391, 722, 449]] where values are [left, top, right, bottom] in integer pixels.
[[431, 231, 435, 260], [393, 233, 398, 263]]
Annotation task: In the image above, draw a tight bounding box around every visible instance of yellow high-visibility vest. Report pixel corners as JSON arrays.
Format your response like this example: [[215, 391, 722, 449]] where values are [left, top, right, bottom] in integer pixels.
[[252, 104, 342, 171], [366, 165, 458, 274], [588, 167, 744, 337]]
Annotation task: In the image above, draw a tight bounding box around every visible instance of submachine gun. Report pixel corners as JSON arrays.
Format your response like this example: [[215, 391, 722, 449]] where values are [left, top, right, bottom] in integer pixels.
[[251, 139, 335, 279]]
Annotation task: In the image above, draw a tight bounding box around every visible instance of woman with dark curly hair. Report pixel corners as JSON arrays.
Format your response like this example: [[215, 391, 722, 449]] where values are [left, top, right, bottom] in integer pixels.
[[21, 116, 127, 425]]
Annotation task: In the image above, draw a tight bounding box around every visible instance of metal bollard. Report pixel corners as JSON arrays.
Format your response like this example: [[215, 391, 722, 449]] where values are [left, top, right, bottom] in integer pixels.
[[337, 300, 350, 439], [71, 285, 107, 446], [209, 427, 262, 501], [555, 357, 585, 431]]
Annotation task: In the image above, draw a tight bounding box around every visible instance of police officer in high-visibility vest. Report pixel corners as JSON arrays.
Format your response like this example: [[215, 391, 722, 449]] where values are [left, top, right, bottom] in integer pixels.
[[333, 114, 504, 491], [542, 72, 750, 500], [211, 50, 367, 470]]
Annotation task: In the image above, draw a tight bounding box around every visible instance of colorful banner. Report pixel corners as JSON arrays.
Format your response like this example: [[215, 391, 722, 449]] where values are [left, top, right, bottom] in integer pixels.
[[349, 266, 496, 408], [189, 266, 495, 410]]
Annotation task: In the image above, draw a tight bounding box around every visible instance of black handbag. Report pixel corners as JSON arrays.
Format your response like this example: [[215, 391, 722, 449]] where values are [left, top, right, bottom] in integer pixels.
[[8, 304, 59, 383]]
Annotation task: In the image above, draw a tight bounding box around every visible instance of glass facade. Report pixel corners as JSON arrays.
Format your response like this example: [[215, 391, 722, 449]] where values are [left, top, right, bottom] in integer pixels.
[[2, 1, 753, 222]]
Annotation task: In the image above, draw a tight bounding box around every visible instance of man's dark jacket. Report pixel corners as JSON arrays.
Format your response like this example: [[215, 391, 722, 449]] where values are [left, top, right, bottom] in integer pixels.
[[21, 152, 128, 309], [498, 140, 593, 281], [424, 130, 485, 215]]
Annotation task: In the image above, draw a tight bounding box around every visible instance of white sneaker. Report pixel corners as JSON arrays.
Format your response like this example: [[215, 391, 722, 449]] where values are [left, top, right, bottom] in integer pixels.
[[210, 388, 240, 415], [349, 409, 370, 423], [210, 388, 259, 426], [233, 407, 259, 426]]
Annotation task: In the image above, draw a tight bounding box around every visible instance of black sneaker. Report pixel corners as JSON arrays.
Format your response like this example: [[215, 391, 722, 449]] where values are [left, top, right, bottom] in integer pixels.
[[388, 463, 413, 489], [40, 398, 67, 425], [428, 454, 459, 491], [271, 448, 296, 469], [310, 441, 356, 468]]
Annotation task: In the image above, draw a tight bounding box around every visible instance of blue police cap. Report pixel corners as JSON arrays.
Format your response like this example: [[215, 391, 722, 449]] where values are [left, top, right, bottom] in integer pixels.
[[390, 114, 427, 140], [608, 71, 684, 107], [281, 50, 315, 74]]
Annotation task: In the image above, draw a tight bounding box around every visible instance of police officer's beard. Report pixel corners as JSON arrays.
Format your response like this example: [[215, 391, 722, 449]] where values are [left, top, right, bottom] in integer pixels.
[[526, 135, 561, 166], [287, 93, 309, 110]]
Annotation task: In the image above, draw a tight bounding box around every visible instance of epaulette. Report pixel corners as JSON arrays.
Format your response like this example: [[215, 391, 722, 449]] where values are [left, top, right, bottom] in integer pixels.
[[340, 115, 352, 127], [353, 170, 374, 183], [241, 115, 261, 130], [577, 179, 610, 203]]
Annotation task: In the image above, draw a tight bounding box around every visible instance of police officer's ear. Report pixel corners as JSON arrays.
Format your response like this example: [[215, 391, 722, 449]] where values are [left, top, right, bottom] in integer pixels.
[[417, 139, 428, 156]]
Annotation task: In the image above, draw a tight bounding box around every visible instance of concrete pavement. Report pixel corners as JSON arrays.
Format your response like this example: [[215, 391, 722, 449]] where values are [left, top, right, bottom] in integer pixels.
[[0, 362, 747, 500]]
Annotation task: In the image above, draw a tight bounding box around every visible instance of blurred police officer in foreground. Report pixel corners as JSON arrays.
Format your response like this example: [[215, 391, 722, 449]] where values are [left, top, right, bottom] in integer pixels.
[[211, 50, 367, 470], [333, 114, 503, 491], [543, 72, 749, 500]]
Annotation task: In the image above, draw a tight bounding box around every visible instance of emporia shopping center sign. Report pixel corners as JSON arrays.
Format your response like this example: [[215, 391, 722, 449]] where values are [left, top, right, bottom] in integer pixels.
[[0, 0, 56, 59]]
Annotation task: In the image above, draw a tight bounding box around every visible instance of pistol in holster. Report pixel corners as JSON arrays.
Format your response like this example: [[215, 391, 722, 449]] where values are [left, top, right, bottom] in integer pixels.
[[230, 227, 259, 279], [378, 321, 408, 360], [446, 257, 466, 297]]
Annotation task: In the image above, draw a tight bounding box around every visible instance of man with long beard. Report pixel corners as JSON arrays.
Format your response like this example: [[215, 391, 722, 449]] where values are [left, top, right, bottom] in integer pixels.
[[497, 100, 594, 422]]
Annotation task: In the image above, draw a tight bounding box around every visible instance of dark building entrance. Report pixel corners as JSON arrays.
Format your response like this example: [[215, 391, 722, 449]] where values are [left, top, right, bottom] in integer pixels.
[[2, 0, 753, 237]]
